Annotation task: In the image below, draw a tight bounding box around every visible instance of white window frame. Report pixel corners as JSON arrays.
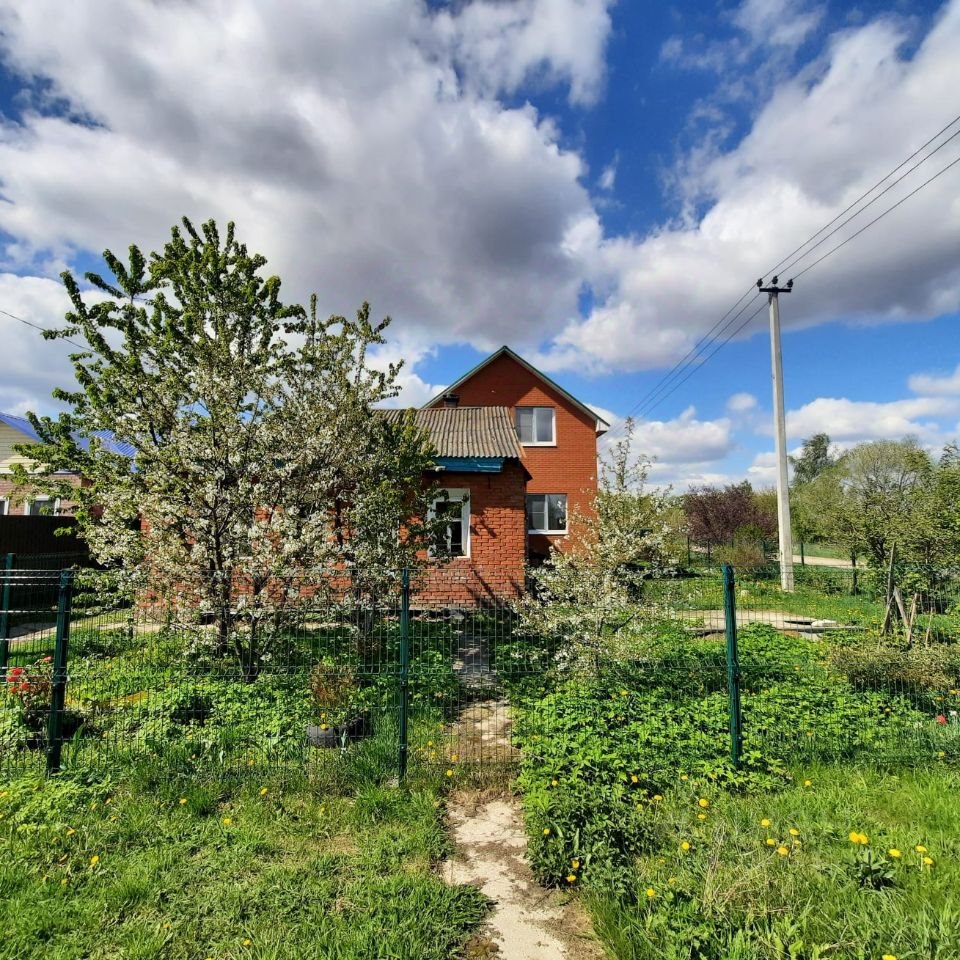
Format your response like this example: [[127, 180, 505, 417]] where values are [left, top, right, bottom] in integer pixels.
[[429, 488, 470, 558], [515, 406, 556, 446], [0, 497, 8, 516], [526, 493, 568, 535], [24, 496, 60, 517]]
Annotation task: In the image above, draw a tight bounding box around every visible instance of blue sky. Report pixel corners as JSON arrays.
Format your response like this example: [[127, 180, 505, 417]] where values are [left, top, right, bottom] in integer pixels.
[[1, 0, 958, 488]]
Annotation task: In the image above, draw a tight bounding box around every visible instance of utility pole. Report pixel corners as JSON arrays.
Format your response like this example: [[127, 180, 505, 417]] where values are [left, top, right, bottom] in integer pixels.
[[757, 276, 794, 592]]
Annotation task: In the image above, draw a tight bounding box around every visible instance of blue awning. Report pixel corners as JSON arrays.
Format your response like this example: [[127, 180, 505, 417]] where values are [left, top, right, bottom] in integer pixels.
[[432, 456, 505, 473]]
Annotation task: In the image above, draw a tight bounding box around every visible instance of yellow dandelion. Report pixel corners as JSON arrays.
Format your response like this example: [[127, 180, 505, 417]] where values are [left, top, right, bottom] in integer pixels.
[[66, 828, 76, 836], [789, 828, 800, 837], [571, 859, 580, 869], [923, 856, 934, 867], [60, 878, 68, 886], [451, 753, 459, 762], [882, 955, 897, 960], [543, 828, 551, 836], [89, 855, 100, 867], [243, 939, 252, 947], [178, 797, 187, 805], [551, 779, 559, 786], [697, 813, 707, 821], [259, 787, 268, 796], [223, 817, 233, 825], [803, 779, 812, 788], [631, 775, 639, 784], [680, 841, 691, 852], [760, 818, 771, 827], [680, 774, 689, 781], [697, 798, 709, 808], [645, 887, 655, 898], [915, 844, 927, 853], [566, 874, 577, 883], [652, 794, 663, 802], [445, 769, 453, 777], [776, 846, 789, 856], [792, 839, 801, 847], [888, 849, 901, 859], [766, 838, 776, 847]]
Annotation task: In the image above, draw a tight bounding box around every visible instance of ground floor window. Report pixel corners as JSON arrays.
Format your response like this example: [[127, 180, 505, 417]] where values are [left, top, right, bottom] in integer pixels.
[[26, 497, 57, 516], [0, 498, 7, 516], [526, 493, 567, 534], [431, 488, 470, 558]]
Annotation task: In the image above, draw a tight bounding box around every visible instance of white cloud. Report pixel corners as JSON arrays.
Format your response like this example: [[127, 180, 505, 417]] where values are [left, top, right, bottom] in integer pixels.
[[727, 391, 757, 413], [783, 395, 960, 445], [598, 156, 617, 191], [732, 0, 824, 49], [544, 1, 960, 373], [0, 274, 79, 414], [0, 0, 612, 413], [908, 363, 960, 396]]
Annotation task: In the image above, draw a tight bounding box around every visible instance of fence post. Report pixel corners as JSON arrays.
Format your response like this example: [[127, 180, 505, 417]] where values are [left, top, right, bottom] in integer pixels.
[[398, 568, 410, 779], [45, 569, 73, 775], [722, 563, 743, 769], [0, 552, 14, 677]]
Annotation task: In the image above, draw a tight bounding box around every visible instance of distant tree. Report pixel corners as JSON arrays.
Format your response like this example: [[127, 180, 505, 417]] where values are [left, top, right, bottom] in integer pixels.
[[822, 438, 932, 569], [790, 432, 836, 486], [14, 218, 441, 671], [683, 481, 776, 546]]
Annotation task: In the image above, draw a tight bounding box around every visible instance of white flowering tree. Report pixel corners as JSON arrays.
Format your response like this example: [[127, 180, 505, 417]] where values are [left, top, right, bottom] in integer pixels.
[[15, 219, 441, 671], [516, 418, 682, 671]]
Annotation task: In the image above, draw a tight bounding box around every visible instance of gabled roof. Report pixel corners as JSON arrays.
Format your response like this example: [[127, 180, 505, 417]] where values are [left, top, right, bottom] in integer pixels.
[[379, 406, 526, 460], [423, 345, 610, 434], [0, 412, 136, 459]]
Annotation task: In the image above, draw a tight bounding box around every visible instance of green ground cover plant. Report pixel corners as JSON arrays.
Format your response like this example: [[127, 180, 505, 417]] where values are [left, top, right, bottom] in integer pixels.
[[0, 764, 487, 960], [512, 617, 960, 959]]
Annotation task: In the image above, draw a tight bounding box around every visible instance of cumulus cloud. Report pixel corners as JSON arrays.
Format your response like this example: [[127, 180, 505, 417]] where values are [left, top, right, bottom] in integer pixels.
[[0, 0, 958, 428], [0, 0, 610, 390], [545, 1, 960, 373], [908, 363, 960, 396], [783, 395, 960, 446]]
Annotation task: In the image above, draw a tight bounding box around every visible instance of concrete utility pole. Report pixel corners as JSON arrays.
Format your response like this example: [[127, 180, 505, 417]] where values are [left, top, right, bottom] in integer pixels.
[[757, 276, 794, 592]]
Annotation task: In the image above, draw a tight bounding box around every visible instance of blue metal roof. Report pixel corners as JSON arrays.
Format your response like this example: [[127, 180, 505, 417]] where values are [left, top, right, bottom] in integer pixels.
[[0, 413, 136, 459]]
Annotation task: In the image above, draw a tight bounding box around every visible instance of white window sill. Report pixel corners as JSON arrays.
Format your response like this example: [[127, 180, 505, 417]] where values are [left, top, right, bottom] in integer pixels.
[[519, 442, 557, 447], [528, 529, 568, 535]]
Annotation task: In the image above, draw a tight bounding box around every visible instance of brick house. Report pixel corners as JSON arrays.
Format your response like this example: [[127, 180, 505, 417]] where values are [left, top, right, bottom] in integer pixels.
[[422, 346, 608, 564]]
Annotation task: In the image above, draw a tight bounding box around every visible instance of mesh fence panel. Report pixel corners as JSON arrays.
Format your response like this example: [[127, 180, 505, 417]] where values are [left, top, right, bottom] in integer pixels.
[[3, 560, 958, 782]]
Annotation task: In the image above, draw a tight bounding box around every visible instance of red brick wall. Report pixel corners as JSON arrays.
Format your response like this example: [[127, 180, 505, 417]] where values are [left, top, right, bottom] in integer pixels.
[[428, 352, 599, 559], [0, 474, 81, 515], [414, 462, 527, 606]]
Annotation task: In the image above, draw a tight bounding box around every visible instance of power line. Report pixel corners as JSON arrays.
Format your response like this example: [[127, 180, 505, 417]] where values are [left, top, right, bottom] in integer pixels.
[[792, 151, 960, 282], [636, 147, 960, 421], [610, 113, 960, 430], [0, 306, 87, 351]]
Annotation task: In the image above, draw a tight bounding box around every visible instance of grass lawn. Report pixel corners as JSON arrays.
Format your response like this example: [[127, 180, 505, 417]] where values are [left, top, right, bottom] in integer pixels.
[[589, 762, 960, 960], [0, 764, 487, 960]]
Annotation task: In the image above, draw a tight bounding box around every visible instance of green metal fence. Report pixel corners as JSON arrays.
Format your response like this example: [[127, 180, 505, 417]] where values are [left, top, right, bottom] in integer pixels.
[[2, 561, 959, 782]]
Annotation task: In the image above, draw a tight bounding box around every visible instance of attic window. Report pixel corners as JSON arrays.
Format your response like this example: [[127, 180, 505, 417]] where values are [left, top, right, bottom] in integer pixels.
[[515, 406, 555, 445]]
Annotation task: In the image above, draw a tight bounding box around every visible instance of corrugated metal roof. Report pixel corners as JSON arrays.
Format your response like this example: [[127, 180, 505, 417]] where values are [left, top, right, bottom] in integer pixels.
[[379, 406, 525, 460]]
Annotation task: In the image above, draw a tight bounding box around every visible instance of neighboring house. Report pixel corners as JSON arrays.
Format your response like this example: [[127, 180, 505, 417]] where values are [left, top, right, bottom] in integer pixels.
[[422, 346, 609, 564], [0, 413, 79, 517]]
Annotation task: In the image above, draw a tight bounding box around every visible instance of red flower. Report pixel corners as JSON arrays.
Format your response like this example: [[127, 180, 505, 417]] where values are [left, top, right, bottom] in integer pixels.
[[936, 715, 948, 724], [42, 656, 53, 664], [8, 667, 24, 680]]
